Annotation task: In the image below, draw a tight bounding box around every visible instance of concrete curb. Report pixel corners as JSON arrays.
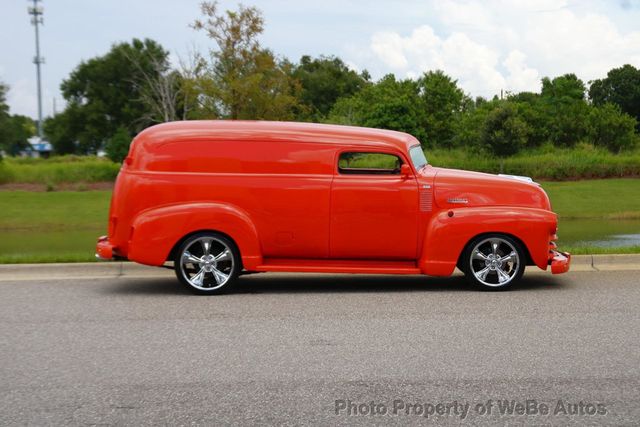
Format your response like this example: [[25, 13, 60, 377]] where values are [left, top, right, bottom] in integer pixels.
[[0, 254, 639, 281]]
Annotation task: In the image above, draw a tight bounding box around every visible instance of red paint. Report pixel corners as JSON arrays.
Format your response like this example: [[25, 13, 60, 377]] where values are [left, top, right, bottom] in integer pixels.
[[96, 120, 570, 278]]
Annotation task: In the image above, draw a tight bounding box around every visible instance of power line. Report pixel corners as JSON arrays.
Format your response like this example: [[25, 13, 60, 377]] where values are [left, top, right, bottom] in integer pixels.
[[27, 0, 44, 138]]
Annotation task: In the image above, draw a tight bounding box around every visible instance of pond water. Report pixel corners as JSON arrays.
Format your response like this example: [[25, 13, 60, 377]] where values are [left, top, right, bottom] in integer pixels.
[[558, 218, 640, 248]]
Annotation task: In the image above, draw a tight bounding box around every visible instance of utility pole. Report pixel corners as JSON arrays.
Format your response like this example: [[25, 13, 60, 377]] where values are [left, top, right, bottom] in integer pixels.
[[27, 0, 44, 138]]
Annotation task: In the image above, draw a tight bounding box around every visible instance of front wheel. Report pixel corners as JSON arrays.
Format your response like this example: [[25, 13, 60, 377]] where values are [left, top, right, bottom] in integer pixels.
[[174, 232, 241, 294], [461, 234, 525, 290]]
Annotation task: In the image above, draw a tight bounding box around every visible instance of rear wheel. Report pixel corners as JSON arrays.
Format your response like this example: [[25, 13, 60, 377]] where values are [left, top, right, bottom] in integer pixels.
[[174, 232, 240, 294], [462, 234, 525, 290]]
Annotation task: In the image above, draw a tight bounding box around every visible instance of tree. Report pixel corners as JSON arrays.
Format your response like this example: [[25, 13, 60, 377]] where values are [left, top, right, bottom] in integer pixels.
[[0, 82, 11, 154], [43, 103, 84, 154], [292, 55, 369, 121], [328, 74, 427, 142], [105, 127, 132, 163], [509, 95, 548, 149], [417, 70, 466, 148], [589, 64, 640, 131], [0, 83, 35, 155], [49, 38, 170, 154], [540, 74, 590, 146], [481, 102, 529, 157], [191, 1, 301, 120], [589, 103, 637, 152]]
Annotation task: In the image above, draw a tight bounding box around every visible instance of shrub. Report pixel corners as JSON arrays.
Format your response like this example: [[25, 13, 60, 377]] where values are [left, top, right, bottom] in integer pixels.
[[105, 127, 132, 163], [481, 103, 529, 157], [589, 103, 637, 152]]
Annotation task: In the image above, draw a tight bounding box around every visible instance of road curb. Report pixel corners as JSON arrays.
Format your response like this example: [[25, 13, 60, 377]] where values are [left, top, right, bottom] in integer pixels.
[[0, 254, 639, 281], [0, 262, 174, 281]]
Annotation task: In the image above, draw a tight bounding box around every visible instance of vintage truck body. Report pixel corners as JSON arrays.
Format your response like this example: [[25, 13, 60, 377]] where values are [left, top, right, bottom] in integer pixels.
[[96, 121, 570, 293]]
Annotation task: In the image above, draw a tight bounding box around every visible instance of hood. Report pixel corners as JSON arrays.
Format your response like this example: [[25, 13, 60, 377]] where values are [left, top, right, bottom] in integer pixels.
[[432, 167, 551, 211]]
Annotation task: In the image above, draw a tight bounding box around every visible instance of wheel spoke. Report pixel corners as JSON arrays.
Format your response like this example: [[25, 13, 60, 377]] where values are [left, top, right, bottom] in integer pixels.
[[200, 238, 213, 256], [490, 240, 500, 256], [214, 249, 231, 262], [182, 251, 202, 264], [473, 250, 488, 261], [211, 268, 229, 285], [500, 251, 517, 263], [496, 267, 511, 283], [191, 268, 206, 286], [476, 266, 490, 281]]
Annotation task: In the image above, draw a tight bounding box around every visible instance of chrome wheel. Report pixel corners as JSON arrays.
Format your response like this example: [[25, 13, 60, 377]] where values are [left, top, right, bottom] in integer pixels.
[[178, 235, 235, 291], [469, 237, 520, 288]]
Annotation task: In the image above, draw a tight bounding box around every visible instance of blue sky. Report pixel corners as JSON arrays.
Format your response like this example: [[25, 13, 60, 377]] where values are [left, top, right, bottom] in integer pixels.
[[2, 0, 640, 119]]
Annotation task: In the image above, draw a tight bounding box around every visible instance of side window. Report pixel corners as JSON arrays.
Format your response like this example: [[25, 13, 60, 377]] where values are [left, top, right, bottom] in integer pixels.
[[338, 152, 403, 175]]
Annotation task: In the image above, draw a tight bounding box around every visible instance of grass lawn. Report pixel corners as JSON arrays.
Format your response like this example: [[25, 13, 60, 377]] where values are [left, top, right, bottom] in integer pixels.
[[0, 191, 110, 263], [0, 178, 639, 263], [541, 178, 640, 219]]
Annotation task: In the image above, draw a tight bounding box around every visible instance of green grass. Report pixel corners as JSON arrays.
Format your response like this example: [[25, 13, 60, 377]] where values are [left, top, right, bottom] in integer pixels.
[[0, 191, 110, 263], [0, 155, 120, 185], [428, 145, 640, 180], [1, 178, 639, 263], [562, 245, 640, 255], [541, 178, 640, 219]]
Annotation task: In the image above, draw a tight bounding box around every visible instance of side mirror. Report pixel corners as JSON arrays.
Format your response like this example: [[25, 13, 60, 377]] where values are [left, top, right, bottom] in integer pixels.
[[400, 163, 412, 179]]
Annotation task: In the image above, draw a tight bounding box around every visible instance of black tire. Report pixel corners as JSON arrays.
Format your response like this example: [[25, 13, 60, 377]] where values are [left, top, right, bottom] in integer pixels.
[[461, 234, 526, 291], [173, 232, 241, 295]]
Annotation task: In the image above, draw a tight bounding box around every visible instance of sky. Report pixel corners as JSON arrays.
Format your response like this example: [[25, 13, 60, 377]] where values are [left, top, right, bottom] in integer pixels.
[[1, 0, 640, 120]]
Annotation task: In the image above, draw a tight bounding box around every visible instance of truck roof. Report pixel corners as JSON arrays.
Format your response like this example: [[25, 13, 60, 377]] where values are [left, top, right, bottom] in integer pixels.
[[134, 120, 420, 152]]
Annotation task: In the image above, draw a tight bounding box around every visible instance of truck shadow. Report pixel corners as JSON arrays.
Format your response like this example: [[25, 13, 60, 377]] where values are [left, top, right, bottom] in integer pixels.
[[105, 272, 566, 296]]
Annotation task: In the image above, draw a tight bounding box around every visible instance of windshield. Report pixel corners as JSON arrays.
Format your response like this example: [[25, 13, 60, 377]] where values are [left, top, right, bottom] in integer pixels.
[[409, 145, 428, 170]]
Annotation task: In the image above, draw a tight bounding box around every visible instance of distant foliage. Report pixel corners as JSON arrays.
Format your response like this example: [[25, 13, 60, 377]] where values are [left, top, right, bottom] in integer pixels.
[[589, 64, 640, 131], [13, 0, 638, 158], [292, 55, 370, 121], [0, 82, 35, 156], [105, 127, 132, 163], [328, 74, 428, 142], [44, 39, 169, 155], [418, 70, 467, 148], [481, 103, 528, 157]]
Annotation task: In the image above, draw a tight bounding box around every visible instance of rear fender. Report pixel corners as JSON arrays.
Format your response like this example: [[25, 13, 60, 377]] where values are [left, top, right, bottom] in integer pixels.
[[127, 202, 262, 268], [419, 207, 557, 276]]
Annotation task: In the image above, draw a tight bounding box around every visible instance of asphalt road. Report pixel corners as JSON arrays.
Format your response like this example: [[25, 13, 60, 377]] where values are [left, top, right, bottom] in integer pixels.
[[1, 270, 639, 425]]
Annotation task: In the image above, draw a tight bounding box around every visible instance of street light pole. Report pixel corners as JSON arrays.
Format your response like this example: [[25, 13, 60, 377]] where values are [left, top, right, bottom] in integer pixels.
[[27, 0, 44, 138]]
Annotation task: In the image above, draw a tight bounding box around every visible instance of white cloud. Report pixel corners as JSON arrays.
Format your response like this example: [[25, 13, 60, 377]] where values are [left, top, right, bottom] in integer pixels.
[[368, 25, 506, 97], [503, 50, 540, 93], [357, 0, 640, 97]]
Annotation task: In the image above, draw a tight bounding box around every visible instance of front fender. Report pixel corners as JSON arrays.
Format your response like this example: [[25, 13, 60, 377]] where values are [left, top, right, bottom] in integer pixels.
[[127, 202, 262, 268], [419, 207, 557, 276]]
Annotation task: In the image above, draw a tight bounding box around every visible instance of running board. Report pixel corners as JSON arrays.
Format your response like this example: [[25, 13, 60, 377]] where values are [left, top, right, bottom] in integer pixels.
[[254, 258, 421, 275]]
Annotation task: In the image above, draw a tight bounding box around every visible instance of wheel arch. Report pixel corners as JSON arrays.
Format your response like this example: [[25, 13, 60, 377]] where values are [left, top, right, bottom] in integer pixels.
[[127, 202, 262, 268]]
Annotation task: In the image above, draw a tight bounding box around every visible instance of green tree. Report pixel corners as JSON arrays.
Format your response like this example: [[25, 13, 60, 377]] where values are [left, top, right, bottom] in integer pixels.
[[0, 83, 35, 155], [191, 1, 301, 120], [292, 55, 369, 121], [417, 70, 466, 148], [49, 38, 169, 154], [481, 102, 529, 156], [540, 74, 590, 146], [589, 103, 637, 152], [43, 103, 84, 154], [328, 74, 427, 142], [589, 64, 640, 131], [105, 127, 132, 163], [0, 82, 11, 154]]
